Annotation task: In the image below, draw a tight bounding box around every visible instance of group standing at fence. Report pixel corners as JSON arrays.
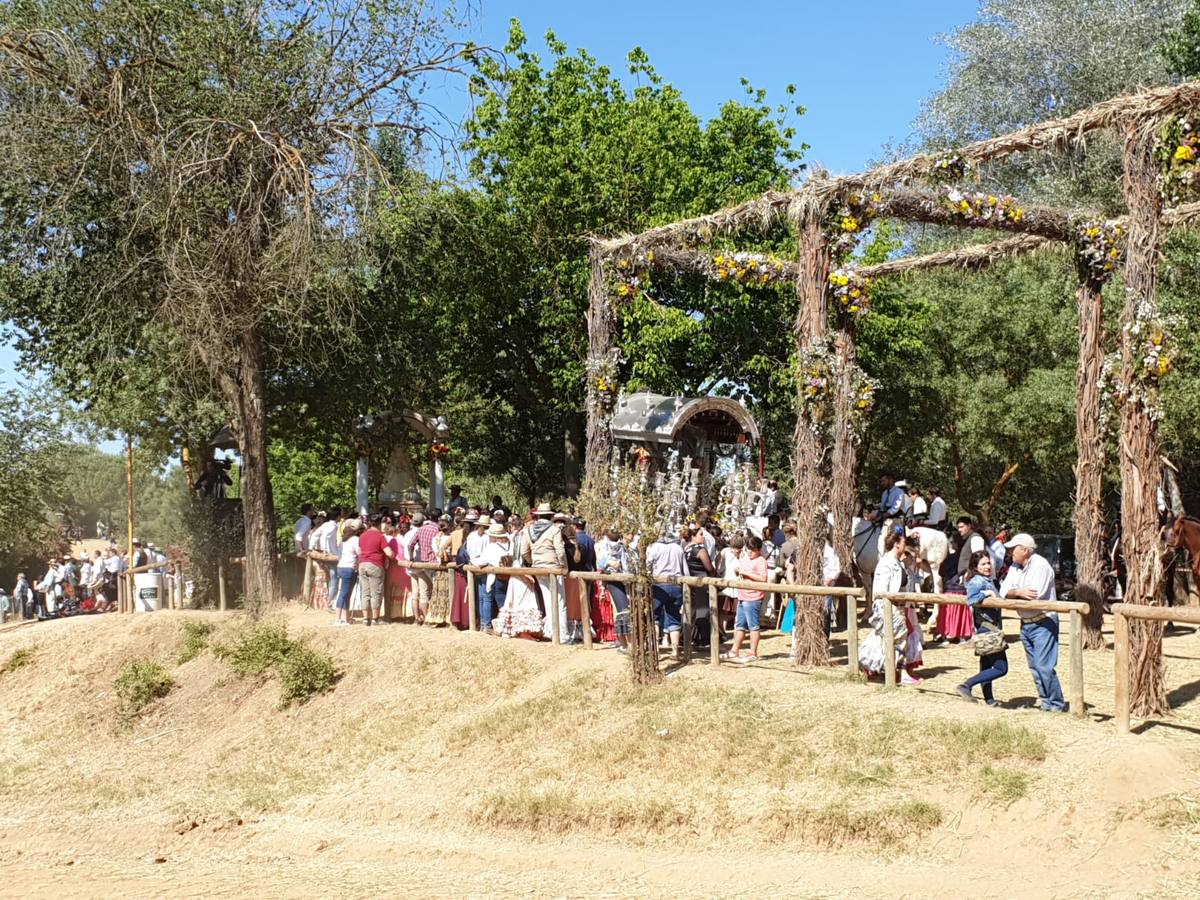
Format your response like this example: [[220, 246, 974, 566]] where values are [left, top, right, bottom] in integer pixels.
[[290, 493, 1069, 712]]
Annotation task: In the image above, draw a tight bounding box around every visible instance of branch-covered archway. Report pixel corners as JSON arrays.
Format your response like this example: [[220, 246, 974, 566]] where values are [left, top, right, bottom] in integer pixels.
[[584, 79, 1200, 712]]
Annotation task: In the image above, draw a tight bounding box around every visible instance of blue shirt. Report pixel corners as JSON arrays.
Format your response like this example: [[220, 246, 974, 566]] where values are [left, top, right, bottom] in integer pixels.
[[880, 486, 904, 516]]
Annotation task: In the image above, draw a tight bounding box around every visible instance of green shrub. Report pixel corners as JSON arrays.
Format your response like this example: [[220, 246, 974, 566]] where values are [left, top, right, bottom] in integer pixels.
[[214, 622, 338, 707], [277, 644, 338, 707], [1, 646, 36, 675], [114, 660, 175, 714], [215, 623, 294, 675], [177, 620, 216, 664]]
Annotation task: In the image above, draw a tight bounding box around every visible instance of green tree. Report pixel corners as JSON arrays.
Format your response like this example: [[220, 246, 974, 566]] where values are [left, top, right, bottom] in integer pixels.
[[0, 388, 68, 567], [0, 0, 478, 607], [861, 253, 1080, 530], [919, 0, 1186, 212], [380, 22, 806, 495]]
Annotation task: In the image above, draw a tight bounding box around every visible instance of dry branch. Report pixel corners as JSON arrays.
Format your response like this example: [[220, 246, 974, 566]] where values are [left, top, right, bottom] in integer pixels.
[[597, 80, 1200, 259]]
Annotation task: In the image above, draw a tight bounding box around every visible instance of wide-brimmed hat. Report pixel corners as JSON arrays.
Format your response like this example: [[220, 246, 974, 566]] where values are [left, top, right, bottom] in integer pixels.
[[552, 511, 569, 523], [464, 510, 480, 522], [534, 502, 554, 516], [477, 515, 493, 527], [487, 523, 506, 536]]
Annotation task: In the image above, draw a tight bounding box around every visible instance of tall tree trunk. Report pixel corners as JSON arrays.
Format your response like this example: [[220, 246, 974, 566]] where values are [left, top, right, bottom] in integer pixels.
[[790, 211, 832, 666], [830, 327, 858, 577], [563, 413, 582, 496], [1074, 277, 1108, 650], [227, 328, 279, 613], [1118, 124, 1168, 716], [583, 244, 616, 494]]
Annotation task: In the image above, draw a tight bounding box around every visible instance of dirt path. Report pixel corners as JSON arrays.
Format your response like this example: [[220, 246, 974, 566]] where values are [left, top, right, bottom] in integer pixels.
[[3, 607, 1200, 898]]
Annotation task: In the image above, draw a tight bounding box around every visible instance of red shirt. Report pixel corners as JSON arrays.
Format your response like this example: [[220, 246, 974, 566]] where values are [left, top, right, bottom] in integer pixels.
[[358, 528, 389, 568]]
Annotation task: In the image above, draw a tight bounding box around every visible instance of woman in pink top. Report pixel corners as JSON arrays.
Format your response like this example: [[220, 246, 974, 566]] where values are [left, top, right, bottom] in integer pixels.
[[724, 535, 768, 663]]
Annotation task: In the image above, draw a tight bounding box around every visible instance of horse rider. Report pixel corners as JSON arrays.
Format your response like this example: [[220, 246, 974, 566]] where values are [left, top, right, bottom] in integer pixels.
[[870, 473, 905, 523]]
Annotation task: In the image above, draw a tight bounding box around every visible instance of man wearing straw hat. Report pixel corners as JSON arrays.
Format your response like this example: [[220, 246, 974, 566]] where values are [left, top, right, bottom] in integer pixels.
[[522, 503, 567, 642], [480, 522, 511, 633]]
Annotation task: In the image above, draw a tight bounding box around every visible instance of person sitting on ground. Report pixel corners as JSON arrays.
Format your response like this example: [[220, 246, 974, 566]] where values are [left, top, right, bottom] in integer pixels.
[[957, 550, 1008, 706], [725, 534, 768, 663]]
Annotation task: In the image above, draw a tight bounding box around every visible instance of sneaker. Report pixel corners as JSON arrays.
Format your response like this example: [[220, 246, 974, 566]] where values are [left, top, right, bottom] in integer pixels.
[[955, 684, 975, 702], [900, 672, 923, 685], [735, 655, 759, 664], [985, 699, 1000, 707]]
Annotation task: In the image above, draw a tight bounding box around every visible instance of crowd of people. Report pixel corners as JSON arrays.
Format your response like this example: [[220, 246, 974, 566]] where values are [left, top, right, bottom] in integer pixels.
[[291, 478, 1068, 712], [1, 540, 169, 622]]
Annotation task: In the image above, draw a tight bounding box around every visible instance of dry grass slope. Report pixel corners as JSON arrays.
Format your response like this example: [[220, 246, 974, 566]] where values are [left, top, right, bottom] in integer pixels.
[[1, 607, 1199, 898]]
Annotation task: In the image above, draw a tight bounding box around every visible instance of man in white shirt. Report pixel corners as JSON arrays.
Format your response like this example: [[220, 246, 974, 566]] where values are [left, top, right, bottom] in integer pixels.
[[924, 488, 947, 530], [906, 485, 927, 522], [307, 508, 340, 606], [294, 504, 314, 552], [874, 474, 904, 521], [999, 533, 1065, 712], [821, 541, 841, 638], [954, 517, 987, 589]]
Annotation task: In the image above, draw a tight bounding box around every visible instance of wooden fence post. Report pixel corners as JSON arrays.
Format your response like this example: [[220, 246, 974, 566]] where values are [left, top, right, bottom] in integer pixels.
[[846, 589, 860, 675], [579, 575, 593, 650], [218, 561, 227, 612], [549, 574, 561, 646], [467, 568, 477, 632], [1114, 609, 1130, 734], [1069, 607, 1085, 717], [709, 583, 720, 665], [301, 556, 313, 608], [117, 573, 126, 613], [881, 594, 897, 688]]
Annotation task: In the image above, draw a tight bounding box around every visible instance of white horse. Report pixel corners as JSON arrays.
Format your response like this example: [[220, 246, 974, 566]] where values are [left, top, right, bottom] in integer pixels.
[[850, 517, 949, 603]]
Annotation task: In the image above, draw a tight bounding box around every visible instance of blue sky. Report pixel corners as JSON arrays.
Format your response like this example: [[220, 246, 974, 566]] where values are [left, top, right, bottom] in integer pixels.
[[0, 0, 975, 397]]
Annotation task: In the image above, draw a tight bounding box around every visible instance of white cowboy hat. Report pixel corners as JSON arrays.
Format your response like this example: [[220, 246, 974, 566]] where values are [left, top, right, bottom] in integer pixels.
[[534, 502, 554, 515], [486, 523, 506, 537], [477, 515, 493, 527]]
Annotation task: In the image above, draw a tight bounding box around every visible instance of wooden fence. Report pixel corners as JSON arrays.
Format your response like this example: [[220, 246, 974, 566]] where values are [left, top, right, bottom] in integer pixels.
[[107, 553, 1200, 737], [877, 591, 1088, 717], [1110, 602, 1200, 733]]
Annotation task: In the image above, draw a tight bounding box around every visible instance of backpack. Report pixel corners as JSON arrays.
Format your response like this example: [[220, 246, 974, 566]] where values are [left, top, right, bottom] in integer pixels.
[[455, 540, 471, 567]]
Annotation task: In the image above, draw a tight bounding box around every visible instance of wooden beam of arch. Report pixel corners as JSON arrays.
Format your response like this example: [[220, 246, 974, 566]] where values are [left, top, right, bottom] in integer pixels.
[[631, 199, 1200, 285], [595, 80, 1200, 259]]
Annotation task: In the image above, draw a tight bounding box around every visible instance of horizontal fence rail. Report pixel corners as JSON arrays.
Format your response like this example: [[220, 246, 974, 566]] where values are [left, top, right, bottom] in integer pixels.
[[877, 591, 1087, 717], [1111, 602, 1200, 733]]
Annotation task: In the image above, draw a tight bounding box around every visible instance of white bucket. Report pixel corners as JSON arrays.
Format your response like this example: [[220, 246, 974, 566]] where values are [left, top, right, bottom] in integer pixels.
[[134, 572, 163, 612]]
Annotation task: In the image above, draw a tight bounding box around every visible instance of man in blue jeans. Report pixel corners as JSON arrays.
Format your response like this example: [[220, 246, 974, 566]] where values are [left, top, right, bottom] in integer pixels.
[[999, 533, 1066, 712], [646, 529, 688, 660]]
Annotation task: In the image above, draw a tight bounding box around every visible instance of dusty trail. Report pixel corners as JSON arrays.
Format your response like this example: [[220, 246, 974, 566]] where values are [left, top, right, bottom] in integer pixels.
[[2, 607, 1200, 897]]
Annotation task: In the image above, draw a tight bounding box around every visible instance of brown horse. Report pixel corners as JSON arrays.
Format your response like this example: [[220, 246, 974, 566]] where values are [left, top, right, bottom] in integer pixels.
[[1162, 515, 1200, 591]]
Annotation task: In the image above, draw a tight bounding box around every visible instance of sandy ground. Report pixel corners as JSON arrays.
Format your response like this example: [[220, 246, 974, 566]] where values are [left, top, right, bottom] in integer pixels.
[[2, 605, 1200, 898]]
